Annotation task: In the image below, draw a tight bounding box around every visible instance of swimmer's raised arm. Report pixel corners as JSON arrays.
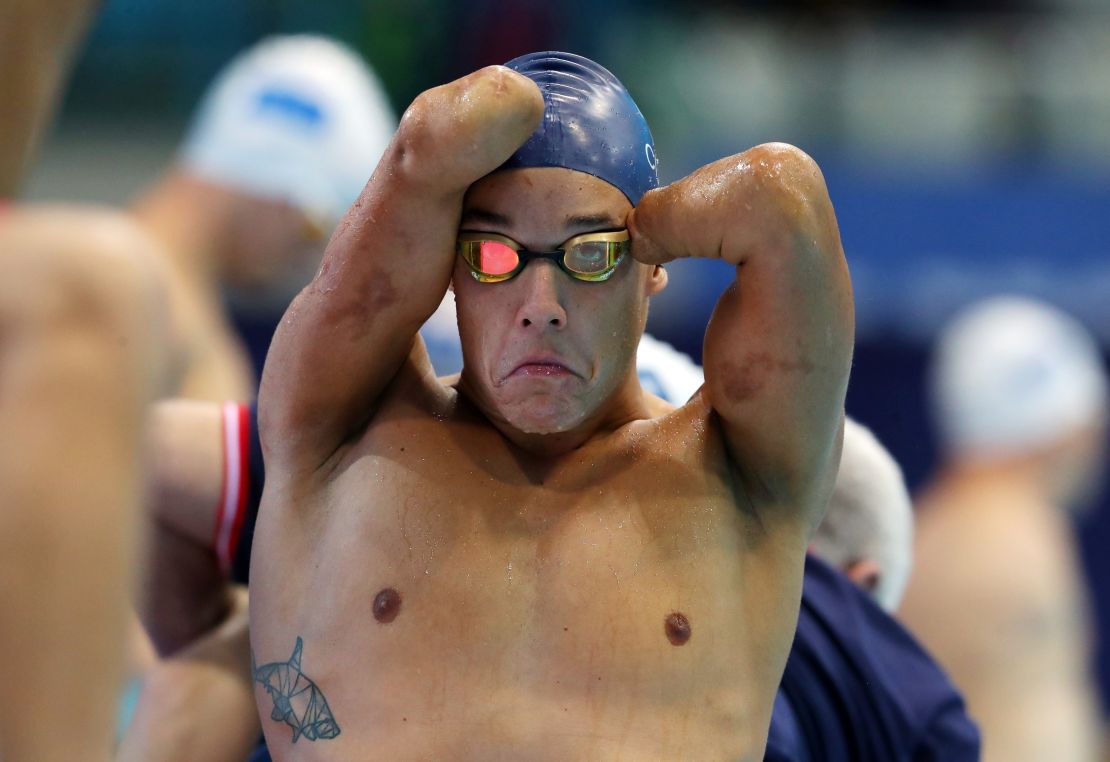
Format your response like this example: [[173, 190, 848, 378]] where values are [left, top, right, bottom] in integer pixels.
[[629, 143, 853, 531], [259, 67, 543, 474]]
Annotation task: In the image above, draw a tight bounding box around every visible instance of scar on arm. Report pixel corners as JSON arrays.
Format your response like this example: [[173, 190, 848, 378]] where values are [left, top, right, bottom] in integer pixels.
[[719, 351, 816, 404], [313, 266, 400, 338]]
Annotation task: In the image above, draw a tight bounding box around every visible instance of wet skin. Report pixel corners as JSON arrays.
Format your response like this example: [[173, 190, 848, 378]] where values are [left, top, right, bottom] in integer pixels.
[[252, 65, 853, 761]]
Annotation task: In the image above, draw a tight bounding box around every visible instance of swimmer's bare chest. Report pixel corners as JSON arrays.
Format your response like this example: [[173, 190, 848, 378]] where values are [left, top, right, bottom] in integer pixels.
[[251, 391, 802, 761]]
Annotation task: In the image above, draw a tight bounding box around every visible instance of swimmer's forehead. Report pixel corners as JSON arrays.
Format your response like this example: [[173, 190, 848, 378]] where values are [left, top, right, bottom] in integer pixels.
[[461, 167, 630, 241]]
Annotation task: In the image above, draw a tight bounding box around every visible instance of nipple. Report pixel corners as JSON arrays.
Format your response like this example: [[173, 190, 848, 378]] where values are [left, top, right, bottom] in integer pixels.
[[373, 588, 402, 623], [664, 612, 691, 646]]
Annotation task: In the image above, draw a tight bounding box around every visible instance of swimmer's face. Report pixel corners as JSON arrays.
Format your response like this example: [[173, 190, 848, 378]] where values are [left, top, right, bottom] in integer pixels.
[[454, 167, 667, 435]]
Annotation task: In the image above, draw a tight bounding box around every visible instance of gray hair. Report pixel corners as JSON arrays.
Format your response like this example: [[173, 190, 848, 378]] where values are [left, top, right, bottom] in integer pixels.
[[811, 419, 914, 612]]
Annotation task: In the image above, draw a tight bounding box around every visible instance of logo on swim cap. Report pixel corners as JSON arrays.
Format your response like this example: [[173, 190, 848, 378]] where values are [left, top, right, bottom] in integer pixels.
[[499, 51, 658, 205], [254, 88, 327, 130]]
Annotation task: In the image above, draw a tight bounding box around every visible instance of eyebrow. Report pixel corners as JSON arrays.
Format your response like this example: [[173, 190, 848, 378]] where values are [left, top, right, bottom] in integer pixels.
[[459, 207, 512, 228], [565, 213, 622, 230], [459, 208, 622, 232]]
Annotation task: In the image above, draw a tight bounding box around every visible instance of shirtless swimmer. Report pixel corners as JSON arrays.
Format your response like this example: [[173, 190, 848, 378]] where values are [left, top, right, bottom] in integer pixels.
[[250, 51, 854, 761]]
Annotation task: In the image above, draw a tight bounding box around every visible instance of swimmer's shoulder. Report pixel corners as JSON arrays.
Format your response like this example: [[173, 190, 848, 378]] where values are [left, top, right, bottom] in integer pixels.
[[623, 389, 729, 462]]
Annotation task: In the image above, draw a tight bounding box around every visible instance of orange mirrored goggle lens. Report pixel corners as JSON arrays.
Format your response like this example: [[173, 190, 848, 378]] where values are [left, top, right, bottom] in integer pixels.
[[474, 240, 519, 277]]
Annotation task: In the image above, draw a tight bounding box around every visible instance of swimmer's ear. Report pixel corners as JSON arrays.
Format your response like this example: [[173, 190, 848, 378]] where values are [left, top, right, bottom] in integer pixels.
[[646, 264, 668, 296]]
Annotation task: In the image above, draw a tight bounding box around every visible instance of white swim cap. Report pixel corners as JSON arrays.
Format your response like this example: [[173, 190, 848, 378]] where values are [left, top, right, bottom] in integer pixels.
[[932, 296, 1108, 459], [179, 35, 396, 227]]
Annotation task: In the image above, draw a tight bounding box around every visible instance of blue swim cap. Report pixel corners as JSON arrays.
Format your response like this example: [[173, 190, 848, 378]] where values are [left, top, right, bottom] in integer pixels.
[[500, 51, 658, 205]]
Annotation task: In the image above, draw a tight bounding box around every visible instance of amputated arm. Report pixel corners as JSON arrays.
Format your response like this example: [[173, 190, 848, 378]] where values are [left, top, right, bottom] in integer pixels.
[[258, 66, 543, 480], [630, 143, 854, 534]]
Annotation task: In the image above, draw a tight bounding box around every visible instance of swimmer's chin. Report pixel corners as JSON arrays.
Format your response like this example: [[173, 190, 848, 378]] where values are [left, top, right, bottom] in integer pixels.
[[457, 374, 593, 435]]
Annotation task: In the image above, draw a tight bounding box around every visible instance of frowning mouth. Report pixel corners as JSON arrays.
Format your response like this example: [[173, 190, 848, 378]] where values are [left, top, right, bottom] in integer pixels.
[[507, 359, 578, 379]]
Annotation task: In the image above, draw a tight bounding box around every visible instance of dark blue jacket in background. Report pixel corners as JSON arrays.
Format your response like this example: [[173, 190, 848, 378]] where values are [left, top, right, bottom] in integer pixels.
[[765, 555, 980, 761]]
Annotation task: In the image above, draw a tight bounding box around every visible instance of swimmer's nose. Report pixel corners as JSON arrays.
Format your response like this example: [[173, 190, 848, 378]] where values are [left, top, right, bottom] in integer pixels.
[[515, 260, 567, 330]]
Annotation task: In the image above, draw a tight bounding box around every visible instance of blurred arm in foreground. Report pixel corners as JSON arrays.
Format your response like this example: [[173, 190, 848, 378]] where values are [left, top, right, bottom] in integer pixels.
[[0, 0, 100, 196], [0, 207, 168, 762]]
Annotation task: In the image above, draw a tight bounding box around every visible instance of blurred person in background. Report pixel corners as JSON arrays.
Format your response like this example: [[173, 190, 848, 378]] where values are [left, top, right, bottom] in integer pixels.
[[0, 206, 167, 762], [767, 419, 979, 761], [131, 33, 396, 405], [0, 3, 174, 761], [810, 419, 913, 613], [900, 295, 1107, 762]]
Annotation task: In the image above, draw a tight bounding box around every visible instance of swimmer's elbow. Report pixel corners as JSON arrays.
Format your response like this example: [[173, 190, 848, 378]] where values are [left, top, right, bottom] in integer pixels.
[[474, 65, 546, 126], [747, 142, 825, 190], [391, 66, 543, 191], [735, 143, 835, 240]]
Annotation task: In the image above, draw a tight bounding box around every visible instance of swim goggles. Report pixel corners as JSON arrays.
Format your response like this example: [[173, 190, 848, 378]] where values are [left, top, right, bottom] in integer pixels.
[[457, 230, 629, 283]]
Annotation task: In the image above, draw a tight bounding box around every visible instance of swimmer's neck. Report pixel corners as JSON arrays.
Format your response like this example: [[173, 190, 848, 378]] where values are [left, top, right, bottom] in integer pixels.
[[130, 171, 241, 287], [454, 367, 653, 460], [935, 451, 1083, 512]]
